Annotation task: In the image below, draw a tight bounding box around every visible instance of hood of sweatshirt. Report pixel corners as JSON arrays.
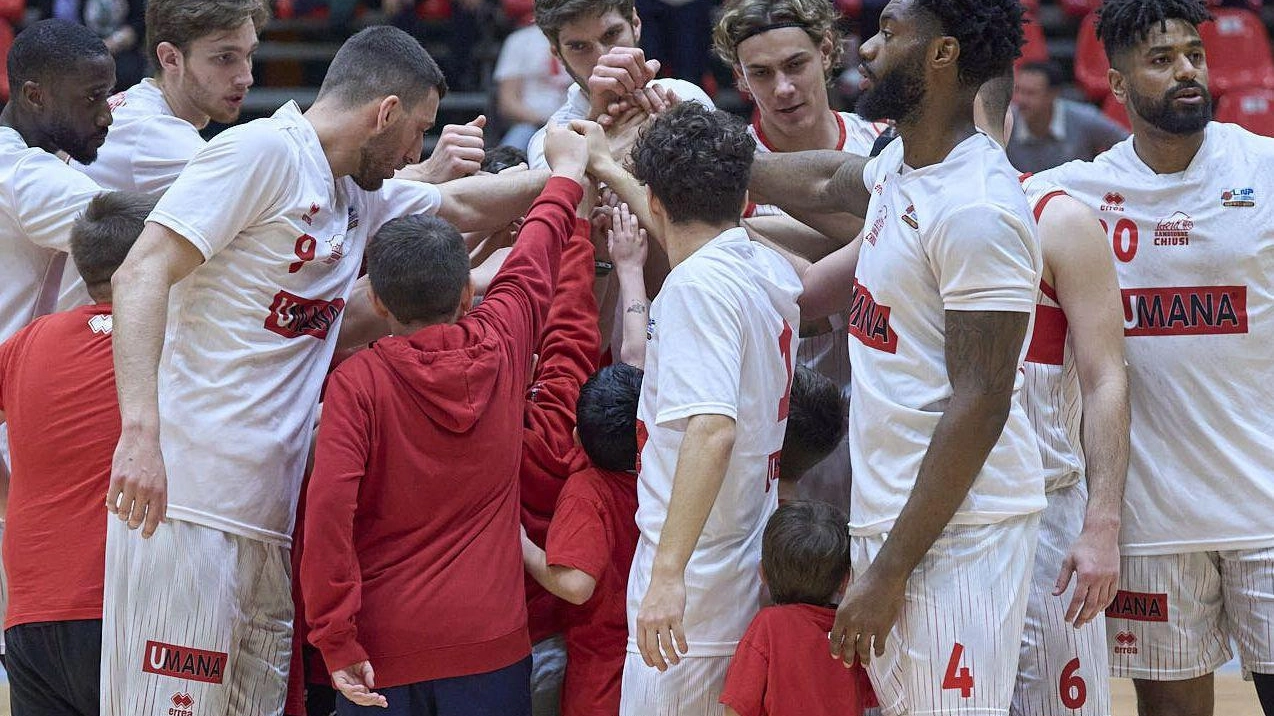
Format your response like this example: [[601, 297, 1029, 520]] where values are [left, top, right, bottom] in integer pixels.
[[371, 324, 505, 434]]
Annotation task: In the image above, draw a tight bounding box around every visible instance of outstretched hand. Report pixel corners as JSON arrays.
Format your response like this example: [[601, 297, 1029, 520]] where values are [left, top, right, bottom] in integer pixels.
[[332, 661, 387, 708]]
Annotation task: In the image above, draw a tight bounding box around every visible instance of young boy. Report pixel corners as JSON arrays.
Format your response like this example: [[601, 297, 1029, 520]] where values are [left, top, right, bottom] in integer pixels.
[[0, 191, 154, 716], [299, 127, 590, 716], [720, 500, 875, 716], [522, 361, 643, 716], [777, 365, 848, 503]]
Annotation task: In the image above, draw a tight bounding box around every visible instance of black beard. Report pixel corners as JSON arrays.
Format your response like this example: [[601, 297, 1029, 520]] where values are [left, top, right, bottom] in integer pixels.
[[47, 119, 100, 164], [855, 54, 926, 124], [1127, 82, 1213, 135]]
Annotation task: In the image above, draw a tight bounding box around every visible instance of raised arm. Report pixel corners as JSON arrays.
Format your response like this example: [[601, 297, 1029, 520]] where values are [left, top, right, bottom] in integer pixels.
[[1040, 196, 1129, 627], [831, 308, 1030, 665], [608, 202, 649, 369], [435, 168, 551, 234], [108, 224, 205, 537], [749, 150, 873, 219]]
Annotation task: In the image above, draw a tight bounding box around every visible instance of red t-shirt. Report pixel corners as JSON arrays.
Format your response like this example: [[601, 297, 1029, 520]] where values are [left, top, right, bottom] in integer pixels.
[[0, 304, 118, 628], [545, 465, 639, 716], [720, 604, 876, 716]]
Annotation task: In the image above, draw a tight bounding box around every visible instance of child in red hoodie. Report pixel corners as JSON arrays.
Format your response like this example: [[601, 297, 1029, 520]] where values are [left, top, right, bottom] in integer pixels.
[[299, 127, 590, 716], [720, 500, 876, 716]]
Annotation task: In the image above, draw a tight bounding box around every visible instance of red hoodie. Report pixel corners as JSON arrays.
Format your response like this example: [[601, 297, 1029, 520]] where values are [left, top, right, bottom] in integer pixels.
[[301, 177, 583, 688]]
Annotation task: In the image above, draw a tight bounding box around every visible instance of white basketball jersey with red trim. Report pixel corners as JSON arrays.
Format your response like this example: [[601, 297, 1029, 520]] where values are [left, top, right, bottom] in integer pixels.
[[1019, 177, 1084, 493], [1036, 122, 1274, 555]]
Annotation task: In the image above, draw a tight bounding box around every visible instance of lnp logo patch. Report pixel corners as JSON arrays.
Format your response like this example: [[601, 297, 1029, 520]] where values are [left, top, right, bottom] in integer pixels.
[[143, 640, 227, 684], [901, 204, 919, 230], [1222, 187, 1256, 208], [1105, 590, 1169, 622]]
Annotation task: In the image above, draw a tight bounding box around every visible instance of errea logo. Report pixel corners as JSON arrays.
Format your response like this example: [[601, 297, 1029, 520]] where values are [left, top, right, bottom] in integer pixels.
[[1113, 631, 1138, 655], [1101, 192, 1126, 212]]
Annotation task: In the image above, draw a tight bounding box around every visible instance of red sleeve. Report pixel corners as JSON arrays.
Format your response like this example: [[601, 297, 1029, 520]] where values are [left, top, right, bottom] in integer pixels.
[[524, 218, 600, 463], [544, 488, 610, 582], [300, 367, 374, 673], [470, 176, 584, 387], [719, 618, 770, 716]]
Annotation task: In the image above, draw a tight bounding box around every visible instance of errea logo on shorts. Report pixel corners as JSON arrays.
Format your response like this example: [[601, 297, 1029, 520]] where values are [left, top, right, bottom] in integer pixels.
[[143, 640, 227, 684], [170, 691, 195, 716]]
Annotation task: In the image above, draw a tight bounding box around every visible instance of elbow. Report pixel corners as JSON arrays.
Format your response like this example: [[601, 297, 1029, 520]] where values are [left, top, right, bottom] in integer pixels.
[[562, 584, 596, 606]]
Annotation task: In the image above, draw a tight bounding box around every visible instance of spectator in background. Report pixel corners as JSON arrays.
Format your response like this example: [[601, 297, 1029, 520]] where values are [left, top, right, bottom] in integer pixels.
[[634, 0, 712, 83], [385, 0, 487, 91], [1008, 61, 1129, 173], [35, 0, 146, 90], [495, 19, 573, 150]]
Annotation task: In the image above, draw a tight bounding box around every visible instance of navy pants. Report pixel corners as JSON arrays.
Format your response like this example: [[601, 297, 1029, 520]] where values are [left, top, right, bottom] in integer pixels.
[[6, 619, 102, 716], [336, 656, 532, 716]]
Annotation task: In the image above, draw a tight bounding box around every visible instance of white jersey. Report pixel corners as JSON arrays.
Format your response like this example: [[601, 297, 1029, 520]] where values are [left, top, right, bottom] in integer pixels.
[[1018, 177, 1085, 493], [849, 134, 1046, 535], [746, 111, 886, 218], [1036, 122, 1274, 555], [628, 228, 801, 655], [60, 79, 209, 312], [527, 78, 714, 170], [150, 101, 442, 545], [74, 79, 206, 193], [0, 126, 101, 342]]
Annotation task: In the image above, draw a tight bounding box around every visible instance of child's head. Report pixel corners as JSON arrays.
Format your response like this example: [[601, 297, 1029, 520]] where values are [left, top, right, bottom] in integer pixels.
[[366, 214, 472, 326], [482, 145, 528, 174], [780, 365, 848, 483], [71, 191, 159, 304], [576, 362, 643, 471], [761, 500, 850, 606]]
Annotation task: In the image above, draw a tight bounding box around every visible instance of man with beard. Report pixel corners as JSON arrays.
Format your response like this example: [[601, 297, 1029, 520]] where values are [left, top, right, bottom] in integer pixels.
[[747, 1, 1047, 714], [0, 19, 113, 345], [1035, 1, 1274, 714], [102, 26, 548, 716]]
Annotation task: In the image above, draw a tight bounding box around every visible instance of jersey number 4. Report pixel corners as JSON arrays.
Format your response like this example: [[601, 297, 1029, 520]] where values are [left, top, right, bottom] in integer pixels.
[[943, 643, 974, 698]]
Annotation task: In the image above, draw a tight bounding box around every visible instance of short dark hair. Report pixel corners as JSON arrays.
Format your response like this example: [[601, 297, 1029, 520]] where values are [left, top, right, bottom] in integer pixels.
[[8, 19, 110, 92], [1017, 60, 1063, 89], [780, 366, 847, 483], [915, 0, 1025, 88], [366, 214, 470, 324], [1095, 0, 1211, 69], [713, 0, 843, 71], [630, 102, 755, 225], [72, 191, 157, 296], [576, 363, 643, 472], [145, 0, 271, 76], [762, 500, 850, 606], [317, 26, 448, 109], [533, 0, 636, 47], [482, 145, 528, 174]]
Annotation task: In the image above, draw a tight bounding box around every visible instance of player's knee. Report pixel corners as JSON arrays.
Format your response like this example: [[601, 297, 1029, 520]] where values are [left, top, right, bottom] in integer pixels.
[[1132, 675, 1213, 716]]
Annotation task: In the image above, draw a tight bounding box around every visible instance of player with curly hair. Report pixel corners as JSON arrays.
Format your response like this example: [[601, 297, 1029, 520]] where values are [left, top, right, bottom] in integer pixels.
[[1034, 1, 1274, 714], [579, 102, 802, 716], [746, 1, 1047, 713]]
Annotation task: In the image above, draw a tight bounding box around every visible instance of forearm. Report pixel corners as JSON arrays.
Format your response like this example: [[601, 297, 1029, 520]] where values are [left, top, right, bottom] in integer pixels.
[[112, 262, 174, 436], [616, 265, 648, 368], [870, 393, 1013, 580], [743, 214, 840, 262], [522, 539, 597, 605], [651, 415, 736, 579], [749, 151, 870, 217], [1080, 378, 1130, 531], [437, 169, 551, 233], [591, 158, 656, 239]]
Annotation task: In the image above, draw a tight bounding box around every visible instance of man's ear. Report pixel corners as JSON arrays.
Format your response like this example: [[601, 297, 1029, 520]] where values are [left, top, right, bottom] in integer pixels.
[[819, 32, 835, 73], [155, 41, 183, 77], [930, 35, 960, 75], [1108, 68, 1127, 105], [456, 278, 477, 318], [631, 14, 642, 45], [375, 95, 403, 133]]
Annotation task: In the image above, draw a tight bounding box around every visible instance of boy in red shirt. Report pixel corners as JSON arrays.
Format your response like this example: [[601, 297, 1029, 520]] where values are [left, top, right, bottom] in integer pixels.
[[299, 127, 590, 716], [720, 500, 876, 716], [0, 191, 154, 716], [521, 359, 643, 716]]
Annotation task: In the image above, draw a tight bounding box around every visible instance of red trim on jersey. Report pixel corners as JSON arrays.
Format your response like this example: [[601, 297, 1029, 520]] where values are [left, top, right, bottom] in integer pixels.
[[743, 201, 759, 219], [1039, 280, 1059, 303], [1032, 189, 1068, 222], [1026, 302, 1067, 366], [751, 111, 848, 151]]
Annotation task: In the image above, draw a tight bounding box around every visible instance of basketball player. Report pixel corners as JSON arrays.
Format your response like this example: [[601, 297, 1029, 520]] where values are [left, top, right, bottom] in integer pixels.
[[747, 1, 1047, 713], [573, 103, 801, 715], [103, 27, 549, 716], [977, 77, 1131, 716], [713, 0, 887, 510], [1035, 1, 1274, 713]]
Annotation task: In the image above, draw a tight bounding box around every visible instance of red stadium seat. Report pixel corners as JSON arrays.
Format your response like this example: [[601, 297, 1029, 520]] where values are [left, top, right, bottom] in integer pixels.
[[0, 20, 12, 103], [1102, 93, 1131, 130], [1061, 0, 1101, 18], [1017, 12, 1050, 67], [836, 0, 863, 18], [1198, 8, 1274, 97], [1074, 12, 1111, 101], [1216, 87, 1274, 136]]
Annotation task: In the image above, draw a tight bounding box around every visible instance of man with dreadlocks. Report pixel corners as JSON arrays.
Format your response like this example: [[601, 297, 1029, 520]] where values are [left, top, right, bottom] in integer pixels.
[[1036, 1, 1274, 714], [747, 1, 1046, 713]]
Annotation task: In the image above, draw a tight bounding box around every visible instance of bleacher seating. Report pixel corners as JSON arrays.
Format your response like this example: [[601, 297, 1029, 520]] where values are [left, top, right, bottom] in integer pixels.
[[1216, 86, 1274, 134]]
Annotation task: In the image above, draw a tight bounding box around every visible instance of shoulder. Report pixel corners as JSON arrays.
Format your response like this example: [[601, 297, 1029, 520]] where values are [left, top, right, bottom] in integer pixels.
[[1212, 121, 1274, 159]]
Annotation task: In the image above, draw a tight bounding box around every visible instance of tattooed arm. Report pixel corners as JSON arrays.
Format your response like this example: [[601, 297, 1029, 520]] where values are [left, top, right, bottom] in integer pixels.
[[830, 309, 1031, 665], [749, 151, 873, 219]]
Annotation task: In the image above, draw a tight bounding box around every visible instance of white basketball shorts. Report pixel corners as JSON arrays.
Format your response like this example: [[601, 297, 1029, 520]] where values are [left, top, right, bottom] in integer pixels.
[[619, 652, 731, 716]]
